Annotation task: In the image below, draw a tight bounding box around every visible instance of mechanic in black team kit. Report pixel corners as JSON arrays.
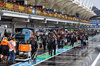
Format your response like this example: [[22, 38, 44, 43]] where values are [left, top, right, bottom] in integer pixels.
[[47, 33, 56, 56]]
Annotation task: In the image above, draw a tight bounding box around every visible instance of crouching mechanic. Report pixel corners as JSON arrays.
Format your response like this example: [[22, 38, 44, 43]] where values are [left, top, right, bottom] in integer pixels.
[[7, 38, 16, 64]]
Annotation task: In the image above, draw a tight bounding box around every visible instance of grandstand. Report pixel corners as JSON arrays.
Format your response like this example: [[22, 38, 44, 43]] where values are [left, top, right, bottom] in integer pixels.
[[0, 0, 96, 33], [0, 0, 96, 21]]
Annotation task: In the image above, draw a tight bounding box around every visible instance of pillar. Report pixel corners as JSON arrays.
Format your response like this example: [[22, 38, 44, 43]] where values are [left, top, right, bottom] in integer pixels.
[[26, 23, 27, 28], [63, 24, 65, 30], [45, 23, 48, 28], [12, 22, 16, 34]]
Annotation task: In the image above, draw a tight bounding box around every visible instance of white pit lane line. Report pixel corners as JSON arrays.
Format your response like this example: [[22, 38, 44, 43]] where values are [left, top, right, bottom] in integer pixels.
[[91, 53, 100, 66]]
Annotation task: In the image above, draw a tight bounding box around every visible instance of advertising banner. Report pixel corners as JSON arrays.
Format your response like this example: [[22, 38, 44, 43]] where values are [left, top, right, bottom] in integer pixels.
[[13, 4, 19, 11], [3, 2, 13, 10], [49, 13, 52, 17], [0, 1, 3, 8], [23, 7, 29, 13], [43, 11, 47, 16], [37, 10, 41, 15], [58, 14, 61, 18], [54, 14, 57, 17], [65, 16, 68, 19], [3, 2, 32, 13], [19, 5, 24, 12], [62, 15, 64, 19]]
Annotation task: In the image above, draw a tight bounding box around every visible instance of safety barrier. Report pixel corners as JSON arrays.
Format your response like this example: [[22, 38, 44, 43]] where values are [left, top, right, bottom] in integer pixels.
[[0, 1, 91, 23]]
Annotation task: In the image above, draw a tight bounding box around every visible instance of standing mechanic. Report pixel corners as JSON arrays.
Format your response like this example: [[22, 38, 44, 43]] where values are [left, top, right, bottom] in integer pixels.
[[30, 37, 38, 59], [52, 35, 56, 55], [47, 34, 56, 56], [1, 37, 9, 63], [70, 35, 75, 47], [42, 34, 47, 52], [67, 34, 71, 46], [7, 38, 16, 64], [0, 41, 2, 62], [47, 36, 53, 56], [57, 35, 61, 48]]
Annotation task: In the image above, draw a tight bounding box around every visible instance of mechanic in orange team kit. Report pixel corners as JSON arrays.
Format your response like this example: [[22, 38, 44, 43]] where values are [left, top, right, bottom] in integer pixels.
[[1, 37, 9, 63], [7, 37, 16, 64]]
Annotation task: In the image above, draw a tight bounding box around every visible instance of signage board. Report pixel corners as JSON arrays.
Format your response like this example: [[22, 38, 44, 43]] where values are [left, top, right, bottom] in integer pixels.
[[87, 25, 100, 29], [91, 22, 100, 24]]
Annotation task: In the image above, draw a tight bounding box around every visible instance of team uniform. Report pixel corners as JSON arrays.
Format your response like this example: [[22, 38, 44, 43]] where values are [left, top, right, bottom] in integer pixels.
[[47, 37, 56, 56], [42, 35, 47, 52], [1, 40, 9, 56], [30, 40, 38, 57], [0, 43, 2, 54], [8, 40, 16, 64], [70, 36, 75, 47]]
